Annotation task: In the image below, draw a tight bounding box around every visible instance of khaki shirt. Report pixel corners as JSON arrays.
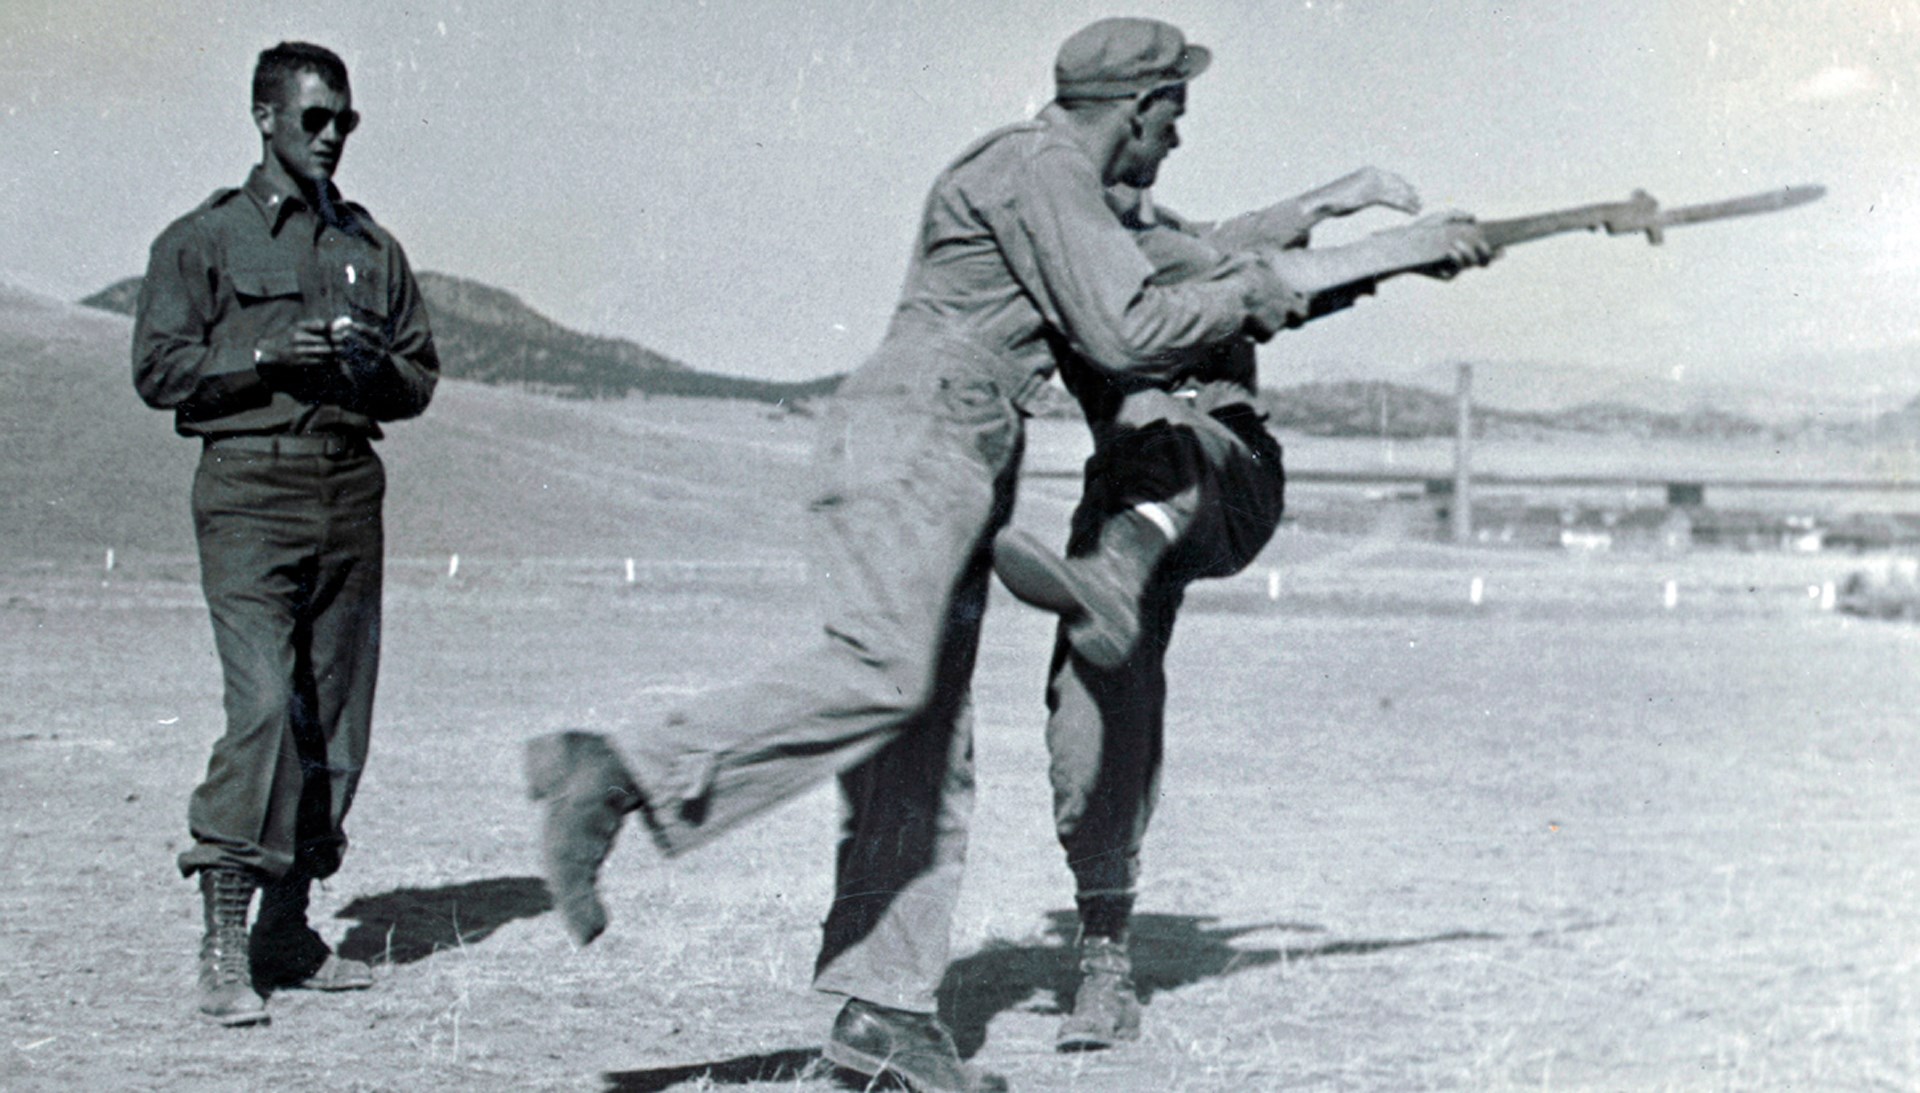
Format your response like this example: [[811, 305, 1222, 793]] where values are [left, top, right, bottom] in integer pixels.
[[133, 167, 438, 439], [882, 112, 1300, 389], [1056, 188, 1286, 432]]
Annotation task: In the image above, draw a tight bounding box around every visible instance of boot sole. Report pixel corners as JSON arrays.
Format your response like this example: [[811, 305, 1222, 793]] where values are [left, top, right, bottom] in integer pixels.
[[524, 734, 619, 947], [198, 1007, 270, 1028], [991, 528, 1088, 614], [993, 528, 1138, 669], [822, 1039, 899, 1085], [823, 1041, 982, 1093], [274, 971, 374, 991], [822, 1041, 1009, 1093], [1056, 1026, 1139, 1052]]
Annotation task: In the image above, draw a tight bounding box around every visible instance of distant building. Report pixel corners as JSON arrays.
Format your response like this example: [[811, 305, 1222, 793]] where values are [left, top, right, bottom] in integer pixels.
[[1825, 513, 1920, 553], [1425, 478, 1920, 554], [1459, 501, 1691, 554], [1609, 506, 1694, 553], [1690, 509, 1848, 552]]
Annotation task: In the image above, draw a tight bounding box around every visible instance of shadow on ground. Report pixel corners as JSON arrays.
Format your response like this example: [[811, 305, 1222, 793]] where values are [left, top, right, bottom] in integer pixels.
[[937, 910, 1501, 1057], [600, 1048, 826, 1092], [334, 875, 552, 965], [594, 910, 1499, 1087]]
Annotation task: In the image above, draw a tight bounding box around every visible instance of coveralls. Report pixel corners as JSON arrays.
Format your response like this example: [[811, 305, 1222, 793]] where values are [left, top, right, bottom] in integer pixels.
[[133, 166, 438, 882], [610, 113, 1300, 1013]]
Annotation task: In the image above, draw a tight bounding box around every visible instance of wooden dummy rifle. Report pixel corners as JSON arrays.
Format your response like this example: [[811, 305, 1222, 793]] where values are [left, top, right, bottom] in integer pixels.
[[1301, 184, 1826, 322]]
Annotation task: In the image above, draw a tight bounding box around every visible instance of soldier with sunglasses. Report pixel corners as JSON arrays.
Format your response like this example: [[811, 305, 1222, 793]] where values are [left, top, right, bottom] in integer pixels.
[[133, 40, 438, 1027]]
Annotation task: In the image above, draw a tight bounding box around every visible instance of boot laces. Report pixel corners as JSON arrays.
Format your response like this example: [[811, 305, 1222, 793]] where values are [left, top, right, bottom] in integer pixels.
[[204, 873, 255, 986], [1079, 937, 1132, 977]]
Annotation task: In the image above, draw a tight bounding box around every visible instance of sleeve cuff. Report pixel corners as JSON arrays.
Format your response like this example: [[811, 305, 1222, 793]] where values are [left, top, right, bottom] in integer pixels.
[[1239, 260, 1310, 341]]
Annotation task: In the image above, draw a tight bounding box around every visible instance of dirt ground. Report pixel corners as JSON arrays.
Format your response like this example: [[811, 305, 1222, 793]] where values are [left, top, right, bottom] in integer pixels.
[[4, 530, 1917, 1091]]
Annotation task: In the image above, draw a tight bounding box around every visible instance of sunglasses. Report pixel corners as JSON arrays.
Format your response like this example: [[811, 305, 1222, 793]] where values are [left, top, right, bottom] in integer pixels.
[[296, 106, 360, 137]]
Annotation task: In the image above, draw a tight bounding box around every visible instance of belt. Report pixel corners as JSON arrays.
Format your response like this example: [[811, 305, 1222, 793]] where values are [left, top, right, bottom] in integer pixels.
[[203, 434, 371, 458]]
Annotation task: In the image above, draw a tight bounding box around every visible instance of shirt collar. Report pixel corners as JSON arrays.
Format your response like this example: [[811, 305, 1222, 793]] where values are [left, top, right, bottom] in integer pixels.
[[241, 166, 375, 244]]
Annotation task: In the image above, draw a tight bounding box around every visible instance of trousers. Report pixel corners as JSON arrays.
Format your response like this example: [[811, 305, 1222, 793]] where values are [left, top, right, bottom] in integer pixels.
[[614, 338, 1027, 1013], [1048, 382, 1284, 907], [178, 444, 386, 881]]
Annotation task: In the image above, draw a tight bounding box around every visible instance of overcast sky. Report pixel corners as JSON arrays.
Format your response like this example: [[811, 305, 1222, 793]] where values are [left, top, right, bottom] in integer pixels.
[[2, 1, 1914, 399]]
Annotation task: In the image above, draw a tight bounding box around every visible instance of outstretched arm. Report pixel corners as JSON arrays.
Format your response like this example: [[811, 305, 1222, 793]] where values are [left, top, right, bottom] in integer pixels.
[[1262, 211, 1495, 301], [1204, 167, 1423, 253]]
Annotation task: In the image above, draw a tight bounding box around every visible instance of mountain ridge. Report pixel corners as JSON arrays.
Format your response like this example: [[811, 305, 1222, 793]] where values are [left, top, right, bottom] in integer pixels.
[[1, 278, 819, 560], [73, 272, 1920, 441], [81, 272, 843, 405]]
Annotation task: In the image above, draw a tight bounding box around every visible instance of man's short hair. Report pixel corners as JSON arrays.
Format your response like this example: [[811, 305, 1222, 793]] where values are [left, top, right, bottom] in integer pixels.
[[252, 41, 349, 107], [1137, 83, 1186, 111]]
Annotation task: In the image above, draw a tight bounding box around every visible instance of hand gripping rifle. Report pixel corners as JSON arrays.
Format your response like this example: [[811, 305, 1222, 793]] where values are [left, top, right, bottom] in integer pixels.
[[1303, 183, 1826, 321]]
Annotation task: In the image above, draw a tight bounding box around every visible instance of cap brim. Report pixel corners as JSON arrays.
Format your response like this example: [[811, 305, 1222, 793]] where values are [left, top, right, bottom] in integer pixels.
[[1178, 43, 1212, 82]]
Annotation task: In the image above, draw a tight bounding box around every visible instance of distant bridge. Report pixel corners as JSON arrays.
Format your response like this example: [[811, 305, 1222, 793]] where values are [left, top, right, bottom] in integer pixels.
[[1281, 471, 1920, 495], [1027, 468, 1920, 502]]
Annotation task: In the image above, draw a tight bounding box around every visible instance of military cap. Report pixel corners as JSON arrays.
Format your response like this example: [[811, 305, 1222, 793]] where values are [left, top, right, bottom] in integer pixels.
[[1054, 17, 1212, 100]]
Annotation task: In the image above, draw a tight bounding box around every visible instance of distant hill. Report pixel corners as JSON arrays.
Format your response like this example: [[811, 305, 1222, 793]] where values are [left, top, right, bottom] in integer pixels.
[[73, 273, 1845, 442], [1872, 391, 1920, 440], [4, 280, 818, 560], [81, 272, 843, 405], [1298, 350, 1920, 433], [1256, 380, 1783, 441], [1, 283, 198, 556]]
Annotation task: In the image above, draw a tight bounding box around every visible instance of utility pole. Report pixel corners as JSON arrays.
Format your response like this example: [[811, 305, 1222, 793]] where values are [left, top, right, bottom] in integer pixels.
[[1452, 363, 1473, 543]]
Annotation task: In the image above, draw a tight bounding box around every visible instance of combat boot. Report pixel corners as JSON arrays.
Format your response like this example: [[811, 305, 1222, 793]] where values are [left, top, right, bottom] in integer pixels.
[[824, 998, 1010, 1093], [197, 867, 268, 1027], [524, 730, 644, 945], [1056, 935, 1141, 1051], [992, 508, 1172, 670], [251, 866, 374, 992]]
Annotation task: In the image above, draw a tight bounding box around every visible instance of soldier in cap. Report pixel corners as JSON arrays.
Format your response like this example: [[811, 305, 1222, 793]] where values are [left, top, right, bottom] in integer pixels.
[[524, 17, 1487, 1091], [133, 41, 438, 1026], [989, 17, 1497, 1051], [518, 15, 1333, 1093]]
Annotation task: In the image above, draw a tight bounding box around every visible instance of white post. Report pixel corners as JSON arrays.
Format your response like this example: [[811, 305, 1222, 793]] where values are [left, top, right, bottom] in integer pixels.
[[1663, 580, 1679, 610], [105, 548, 115, 572], [1266, 568, 1281, 601], [1469, 576, 1485, 606], [448, 553, 460, 579], [625, 558, 637, 585]]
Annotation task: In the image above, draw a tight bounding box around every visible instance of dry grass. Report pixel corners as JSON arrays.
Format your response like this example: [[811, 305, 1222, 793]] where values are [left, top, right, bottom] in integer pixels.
[[6, 285, 1918, 1089], [5, 534, 1917, 1092]]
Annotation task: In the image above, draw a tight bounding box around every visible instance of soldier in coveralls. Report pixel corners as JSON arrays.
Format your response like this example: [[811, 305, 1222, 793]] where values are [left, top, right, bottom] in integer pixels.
[[525, 18, 1487, 1091], [525, 18, 1295, 1093], [133, 42, 438, 1027]]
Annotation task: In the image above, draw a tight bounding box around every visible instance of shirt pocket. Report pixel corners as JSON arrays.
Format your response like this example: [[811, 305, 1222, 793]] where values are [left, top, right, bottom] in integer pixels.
[[228, 267, 302, 306], [337, 258, 390, 329]]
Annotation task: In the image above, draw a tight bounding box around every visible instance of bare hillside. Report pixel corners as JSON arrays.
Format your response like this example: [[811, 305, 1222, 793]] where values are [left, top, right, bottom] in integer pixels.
[[0, 283, 815, 563]]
